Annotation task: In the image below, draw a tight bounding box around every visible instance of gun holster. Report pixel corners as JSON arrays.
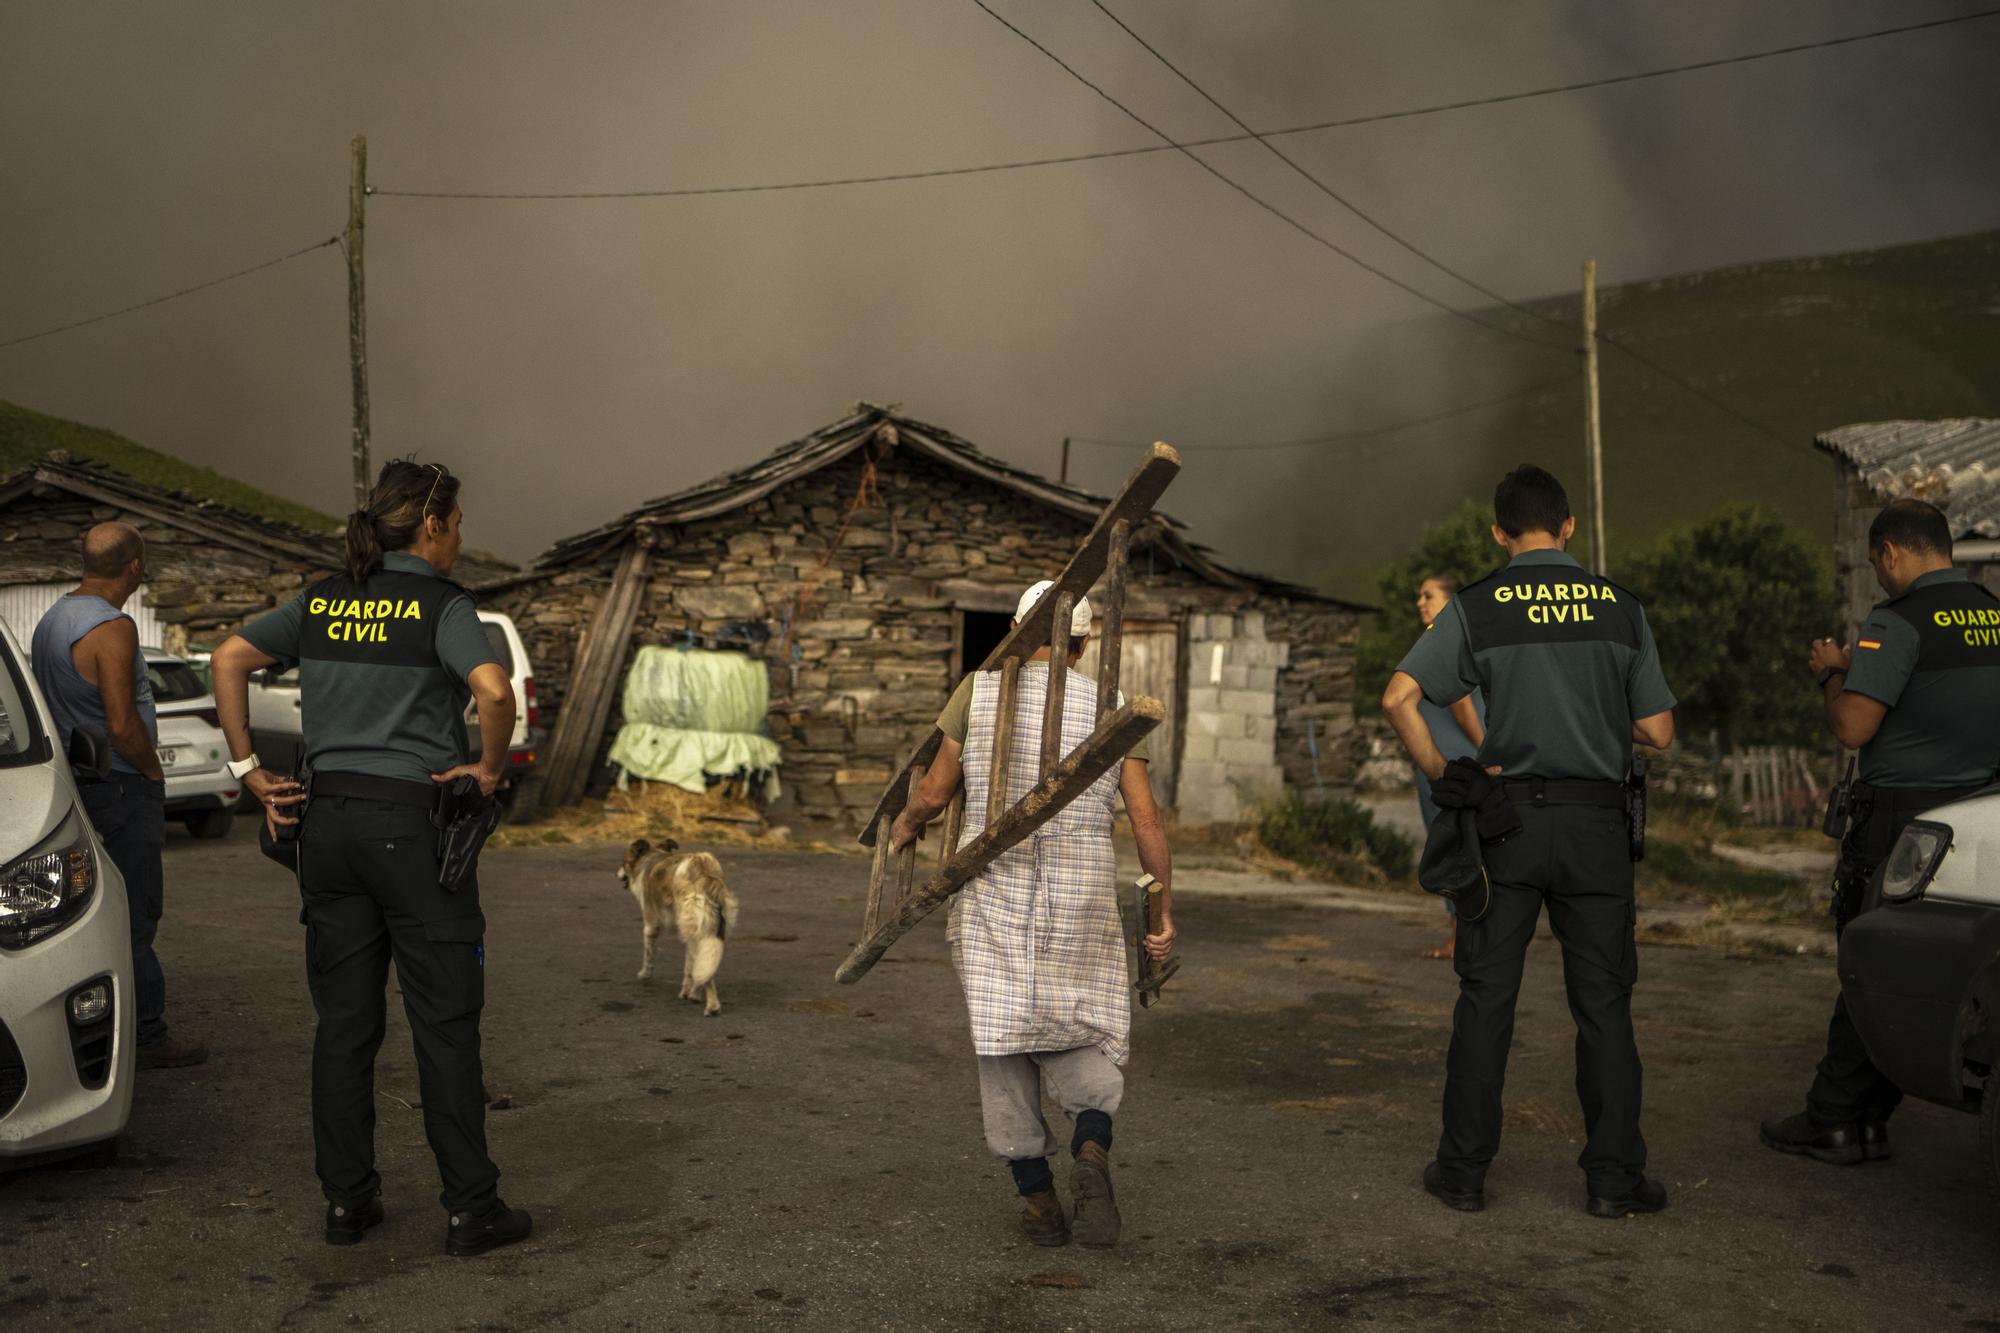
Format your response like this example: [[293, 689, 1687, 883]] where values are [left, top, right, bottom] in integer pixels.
[[1625, 755, 1648, 863], [431, 776, 500, 894], [1822, 757, 1856, 841]]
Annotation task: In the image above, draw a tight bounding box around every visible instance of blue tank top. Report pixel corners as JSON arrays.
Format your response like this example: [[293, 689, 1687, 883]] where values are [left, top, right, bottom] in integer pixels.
[[30, 594, 157, 775]]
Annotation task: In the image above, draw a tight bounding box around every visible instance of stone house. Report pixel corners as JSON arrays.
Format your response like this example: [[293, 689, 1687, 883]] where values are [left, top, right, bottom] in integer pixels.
[[482, 404, 1366, 830], [1818, 418, 2000, 634], [0, 452, 512, 653]]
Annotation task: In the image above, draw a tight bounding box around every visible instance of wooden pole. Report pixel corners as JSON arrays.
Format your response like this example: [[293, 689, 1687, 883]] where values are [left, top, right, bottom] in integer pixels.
[[1583, 259, 1606, 576], [1060, 436, 1071, 485], [1042, 591, 1073, 777], [1096, 520, 1129, 721], [987, 657, 1021, 826], [347, 135, 372, 510]]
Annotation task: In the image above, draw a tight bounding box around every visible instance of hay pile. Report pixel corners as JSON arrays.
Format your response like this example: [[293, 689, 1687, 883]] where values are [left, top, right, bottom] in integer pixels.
[[492, 779, 846, 853]]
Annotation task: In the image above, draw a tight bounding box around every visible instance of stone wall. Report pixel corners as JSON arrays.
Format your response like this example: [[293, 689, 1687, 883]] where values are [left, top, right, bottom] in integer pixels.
[[0, 486, 325, 650], [487, 446, 1362, 830]]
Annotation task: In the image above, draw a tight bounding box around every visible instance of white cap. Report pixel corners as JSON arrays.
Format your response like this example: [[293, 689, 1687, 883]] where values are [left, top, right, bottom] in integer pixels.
[[1015, 580, 1093, 636]]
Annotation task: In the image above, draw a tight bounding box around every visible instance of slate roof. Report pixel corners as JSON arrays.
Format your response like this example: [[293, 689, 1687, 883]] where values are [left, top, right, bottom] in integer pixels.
[[1817, 419, 2000, 539], [532, 403, 1358, 605]]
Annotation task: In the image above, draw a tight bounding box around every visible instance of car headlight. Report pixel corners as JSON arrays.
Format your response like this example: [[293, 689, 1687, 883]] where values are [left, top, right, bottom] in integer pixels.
[[1879, 820, 1952, 904], [0, 810, 98, 949]]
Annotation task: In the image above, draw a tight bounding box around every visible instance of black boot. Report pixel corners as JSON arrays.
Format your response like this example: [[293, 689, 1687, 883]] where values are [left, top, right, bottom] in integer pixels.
[[1759, 1111, 1864, 1166], [1859, 1117, 1892, 1162], [1586, 1178, 1668, 1219], [446, 1198, 533, 1257], [1421, 1161, 1484, 1213], [324, 1196, 384, 1246]]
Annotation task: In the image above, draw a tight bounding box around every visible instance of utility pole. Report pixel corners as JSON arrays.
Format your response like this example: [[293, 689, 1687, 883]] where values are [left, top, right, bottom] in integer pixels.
[[1582, 259, 1607, 576], [346, 135, 372, 510], [1060, 436, 1071, 485]]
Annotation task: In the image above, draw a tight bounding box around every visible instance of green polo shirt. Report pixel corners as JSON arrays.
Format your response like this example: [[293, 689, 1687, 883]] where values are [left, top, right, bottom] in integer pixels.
[[241, 552, 499, 783], [1843, 567, 2000, 789], [1396, 548, 1674, 783]]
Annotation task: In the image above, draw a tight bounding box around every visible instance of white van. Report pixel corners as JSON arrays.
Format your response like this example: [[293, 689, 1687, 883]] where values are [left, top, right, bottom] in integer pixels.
[[0, 616, 135, 1169]]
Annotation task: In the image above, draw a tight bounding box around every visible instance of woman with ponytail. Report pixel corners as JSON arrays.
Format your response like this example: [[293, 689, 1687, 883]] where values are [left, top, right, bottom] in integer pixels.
[[207, 458, 532, 1256]]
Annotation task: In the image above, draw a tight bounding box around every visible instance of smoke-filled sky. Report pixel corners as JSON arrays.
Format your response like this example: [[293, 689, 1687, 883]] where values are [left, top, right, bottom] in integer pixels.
[[5, 2, 1998, 592]]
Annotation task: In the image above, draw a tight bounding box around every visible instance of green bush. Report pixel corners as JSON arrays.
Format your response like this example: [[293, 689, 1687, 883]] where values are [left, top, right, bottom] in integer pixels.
[[1258, 795, 1414, 880]]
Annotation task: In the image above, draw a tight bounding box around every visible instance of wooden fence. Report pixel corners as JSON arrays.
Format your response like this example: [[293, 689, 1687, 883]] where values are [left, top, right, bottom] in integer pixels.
[[1721, 746, 1839, 827]]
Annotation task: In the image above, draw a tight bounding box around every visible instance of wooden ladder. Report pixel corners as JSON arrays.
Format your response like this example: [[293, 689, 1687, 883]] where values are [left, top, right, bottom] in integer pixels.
[[835, 443, 1179, 984]]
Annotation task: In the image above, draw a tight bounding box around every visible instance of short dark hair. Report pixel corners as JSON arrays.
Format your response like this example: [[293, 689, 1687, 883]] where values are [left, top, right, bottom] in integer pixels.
[[80, 523, 143, 578], [1868, 498, 1951, 559], [1493, 465, 1571, 539], [1423, 573, 1463, 595]]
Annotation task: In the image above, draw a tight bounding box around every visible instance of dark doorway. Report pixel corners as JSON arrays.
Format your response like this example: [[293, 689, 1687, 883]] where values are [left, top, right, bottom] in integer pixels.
[[957, 610, 1013, 681]]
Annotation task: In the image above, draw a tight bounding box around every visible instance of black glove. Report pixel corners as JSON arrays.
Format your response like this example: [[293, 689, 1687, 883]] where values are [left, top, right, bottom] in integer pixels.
[[1431, 757, 1522, 843], [1471, 780, 1523, 843]]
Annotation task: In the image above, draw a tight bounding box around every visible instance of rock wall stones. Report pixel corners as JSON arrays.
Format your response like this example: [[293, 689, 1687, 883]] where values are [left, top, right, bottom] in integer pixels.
[[487, 447, 1362, 830]]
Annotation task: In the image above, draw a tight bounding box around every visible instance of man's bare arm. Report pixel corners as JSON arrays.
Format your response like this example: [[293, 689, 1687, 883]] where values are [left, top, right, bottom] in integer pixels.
[[888, 738, 964, 852], [80, 619, 164, 781], [1119, 757, 1175, 959], [1631, 709, 1676, 750], [1383, 671, 1451, 781]]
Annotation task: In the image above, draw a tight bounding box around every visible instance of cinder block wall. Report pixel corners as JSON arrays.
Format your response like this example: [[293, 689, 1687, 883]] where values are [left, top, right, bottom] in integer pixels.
[[1178, 610, 1288, 824]]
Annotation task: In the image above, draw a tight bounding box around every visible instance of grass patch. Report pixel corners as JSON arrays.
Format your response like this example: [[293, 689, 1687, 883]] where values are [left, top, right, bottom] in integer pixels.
[[1637, 835, 1802, 902], [1257, 795, 1414, 884]]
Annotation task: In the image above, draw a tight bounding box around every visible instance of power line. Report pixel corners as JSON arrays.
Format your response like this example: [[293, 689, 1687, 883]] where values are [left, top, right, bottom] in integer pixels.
[[0, 236, 341, 351], [373, 7, 2000, 201], [1594, 331, 1817, 456], [1087, 0, 1569, 336], [965, 0, 1568, 352], [1071, 374, 1576, 454]]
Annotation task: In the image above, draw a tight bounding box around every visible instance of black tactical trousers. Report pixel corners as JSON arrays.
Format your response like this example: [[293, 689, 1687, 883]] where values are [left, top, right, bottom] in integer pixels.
[[298, 794, 498, 1213], [1805, 800, 1909, 1128], [1438, 801, 1646, 1195]]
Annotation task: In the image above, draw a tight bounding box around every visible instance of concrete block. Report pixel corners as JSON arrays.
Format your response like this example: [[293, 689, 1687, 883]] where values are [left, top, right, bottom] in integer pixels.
[[1186, 711, 1230, 739], [1185, 686, 1223, 715], [1240, 610, 1266, 639], [1272, 641, 1291, 667], [1247, 666, 1278, 692], [1185, 613, 1210, 640], [1219, 688, 1275, 718], [1178, 759, 1229, 792], [1180, 733, 1219, 763], [1221, 663, 1249, 691], [1218, 737, 1273, 766], [1244, 715, 1278, 743]]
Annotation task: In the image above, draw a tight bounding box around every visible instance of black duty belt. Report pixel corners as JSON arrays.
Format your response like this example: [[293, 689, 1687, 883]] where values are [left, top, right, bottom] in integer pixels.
[[311, 771, 437, 809], [1502, 776, 1626, 809]]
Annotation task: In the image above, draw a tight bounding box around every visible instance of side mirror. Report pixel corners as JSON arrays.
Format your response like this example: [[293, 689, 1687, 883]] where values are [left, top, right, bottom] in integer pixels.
[[68, 725, 113, 782]]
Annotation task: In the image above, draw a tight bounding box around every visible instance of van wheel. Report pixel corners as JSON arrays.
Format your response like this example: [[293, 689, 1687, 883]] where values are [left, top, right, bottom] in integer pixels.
[[186, 809, 234, 840]]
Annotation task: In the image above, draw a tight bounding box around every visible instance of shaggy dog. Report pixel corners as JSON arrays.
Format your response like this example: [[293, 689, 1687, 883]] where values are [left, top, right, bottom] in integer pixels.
[[616, 838, 740, 1016]]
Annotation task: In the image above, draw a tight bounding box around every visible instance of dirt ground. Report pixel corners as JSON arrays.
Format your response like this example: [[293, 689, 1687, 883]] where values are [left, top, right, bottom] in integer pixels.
[[5, 822, 2000, 1331]]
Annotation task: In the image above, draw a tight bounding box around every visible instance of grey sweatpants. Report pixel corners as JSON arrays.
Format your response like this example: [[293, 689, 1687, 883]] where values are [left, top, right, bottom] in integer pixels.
[[977, 1046, 1124, 1160]]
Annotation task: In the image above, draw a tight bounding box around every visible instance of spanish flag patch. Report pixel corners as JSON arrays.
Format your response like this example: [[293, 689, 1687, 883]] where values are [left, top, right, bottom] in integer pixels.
[[1858, 639, 1882, 650]]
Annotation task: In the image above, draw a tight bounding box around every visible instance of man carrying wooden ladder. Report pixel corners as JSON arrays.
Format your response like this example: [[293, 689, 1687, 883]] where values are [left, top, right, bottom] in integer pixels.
[[889, 579, 1176, 1250]]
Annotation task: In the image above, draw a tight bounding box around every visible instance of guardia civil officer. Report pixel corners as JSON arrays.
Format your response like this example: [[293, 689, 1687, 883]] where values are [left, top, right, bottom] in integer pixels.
[[1759, 498, 2000, 1164], [209, 460, 531, 1255], [1383, 464, 1677, 1218]]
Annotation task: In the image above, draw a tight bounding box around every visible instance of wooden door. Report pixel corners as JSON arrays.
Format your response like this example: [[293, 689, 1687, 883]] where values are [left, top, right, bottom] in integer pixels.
[[1077, 619, 1179, 805]]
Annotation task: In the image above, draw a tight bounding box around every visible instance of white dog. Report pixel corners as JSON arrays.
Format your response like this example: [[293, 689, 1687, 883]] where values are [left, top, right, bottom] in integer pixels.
[[616, 838, 740, 1016]]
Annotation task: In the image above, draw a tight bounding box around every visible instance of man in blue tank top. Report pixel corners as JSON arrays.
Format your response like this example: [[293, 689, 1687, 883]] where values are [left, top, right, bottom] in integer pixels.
[[30, 522, 208, 1068]]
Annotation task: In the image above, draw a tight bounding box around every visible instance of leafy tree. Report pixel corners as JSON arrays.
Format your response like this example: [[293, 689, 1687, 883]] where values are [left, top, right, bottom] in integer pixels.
[[1615, 505, 1836, 751], [1354, 497, 1508, 713]]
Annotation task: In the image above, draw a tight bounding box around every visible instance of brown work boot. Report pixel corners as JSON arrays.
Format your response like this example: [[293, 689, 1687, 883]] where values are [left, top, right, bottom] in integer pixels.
[[1019, 1189, 1070, 1247], [1070, 1142, 1121, 1248]]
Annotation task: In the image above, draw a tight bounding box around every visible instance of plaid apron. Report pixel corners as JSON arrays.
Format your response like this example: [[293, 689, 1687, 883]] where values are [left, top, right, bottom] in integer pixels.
[[948, 662, 1131, 1065]]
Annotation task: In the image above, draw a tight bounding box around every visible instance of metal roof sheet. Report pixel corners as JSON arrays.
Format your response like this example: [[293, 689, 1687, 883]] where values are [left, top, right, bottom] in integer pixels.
[[1816, 419, 2000, 538]]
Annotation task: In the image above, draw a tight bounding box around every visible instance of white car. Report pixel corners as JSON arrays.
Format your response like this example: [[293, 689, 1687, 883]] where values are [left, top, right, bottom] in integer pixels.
[[230, 609, 540, 801], [145, 650, 238, 839], [1840, 790, 2000, 1186], [0, 616, 135, 1169]]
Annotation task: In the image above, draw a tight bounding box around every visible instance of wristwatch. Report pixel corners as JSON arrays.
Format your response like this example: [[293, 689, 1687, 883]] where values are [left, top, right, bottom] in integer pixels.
[[225, 753, 262, 780], [1816, 666, 1847, 688]]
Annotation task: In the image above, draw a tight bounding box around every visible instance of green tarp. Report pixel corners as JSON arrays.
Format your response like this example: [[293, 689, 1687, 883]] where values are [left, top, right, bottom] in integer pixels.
[[607, 646, 781, 800]]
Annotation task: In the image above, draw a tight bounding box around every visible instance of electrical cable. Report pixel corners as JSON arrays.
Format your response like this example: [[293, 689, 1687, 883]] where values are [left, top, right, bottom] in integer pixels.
[[1070, 373, 1576, 453], [372, 6, 2000, 201], [965, 0, 1568, 352], [0, 236, 342, 351]]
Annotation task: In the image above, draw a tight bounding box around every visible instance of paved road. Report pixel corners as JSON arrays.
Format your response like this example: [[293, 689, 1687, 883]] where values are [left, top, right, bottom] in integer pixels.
[[5, 823, 1999, 1330]]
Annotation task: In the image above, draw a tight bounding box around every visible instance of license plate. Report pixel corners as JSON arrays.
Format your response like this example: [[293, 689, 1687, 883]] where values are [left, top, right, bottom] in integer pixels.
[[157, 747, 180, 768]]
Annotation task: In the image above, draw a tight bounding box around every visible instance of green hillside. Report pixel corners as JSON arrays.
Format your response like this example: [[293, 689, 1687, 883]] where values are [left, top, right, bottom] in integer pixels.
[[0, 399, 338, 533], [1329, 229, 2000, 592]]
